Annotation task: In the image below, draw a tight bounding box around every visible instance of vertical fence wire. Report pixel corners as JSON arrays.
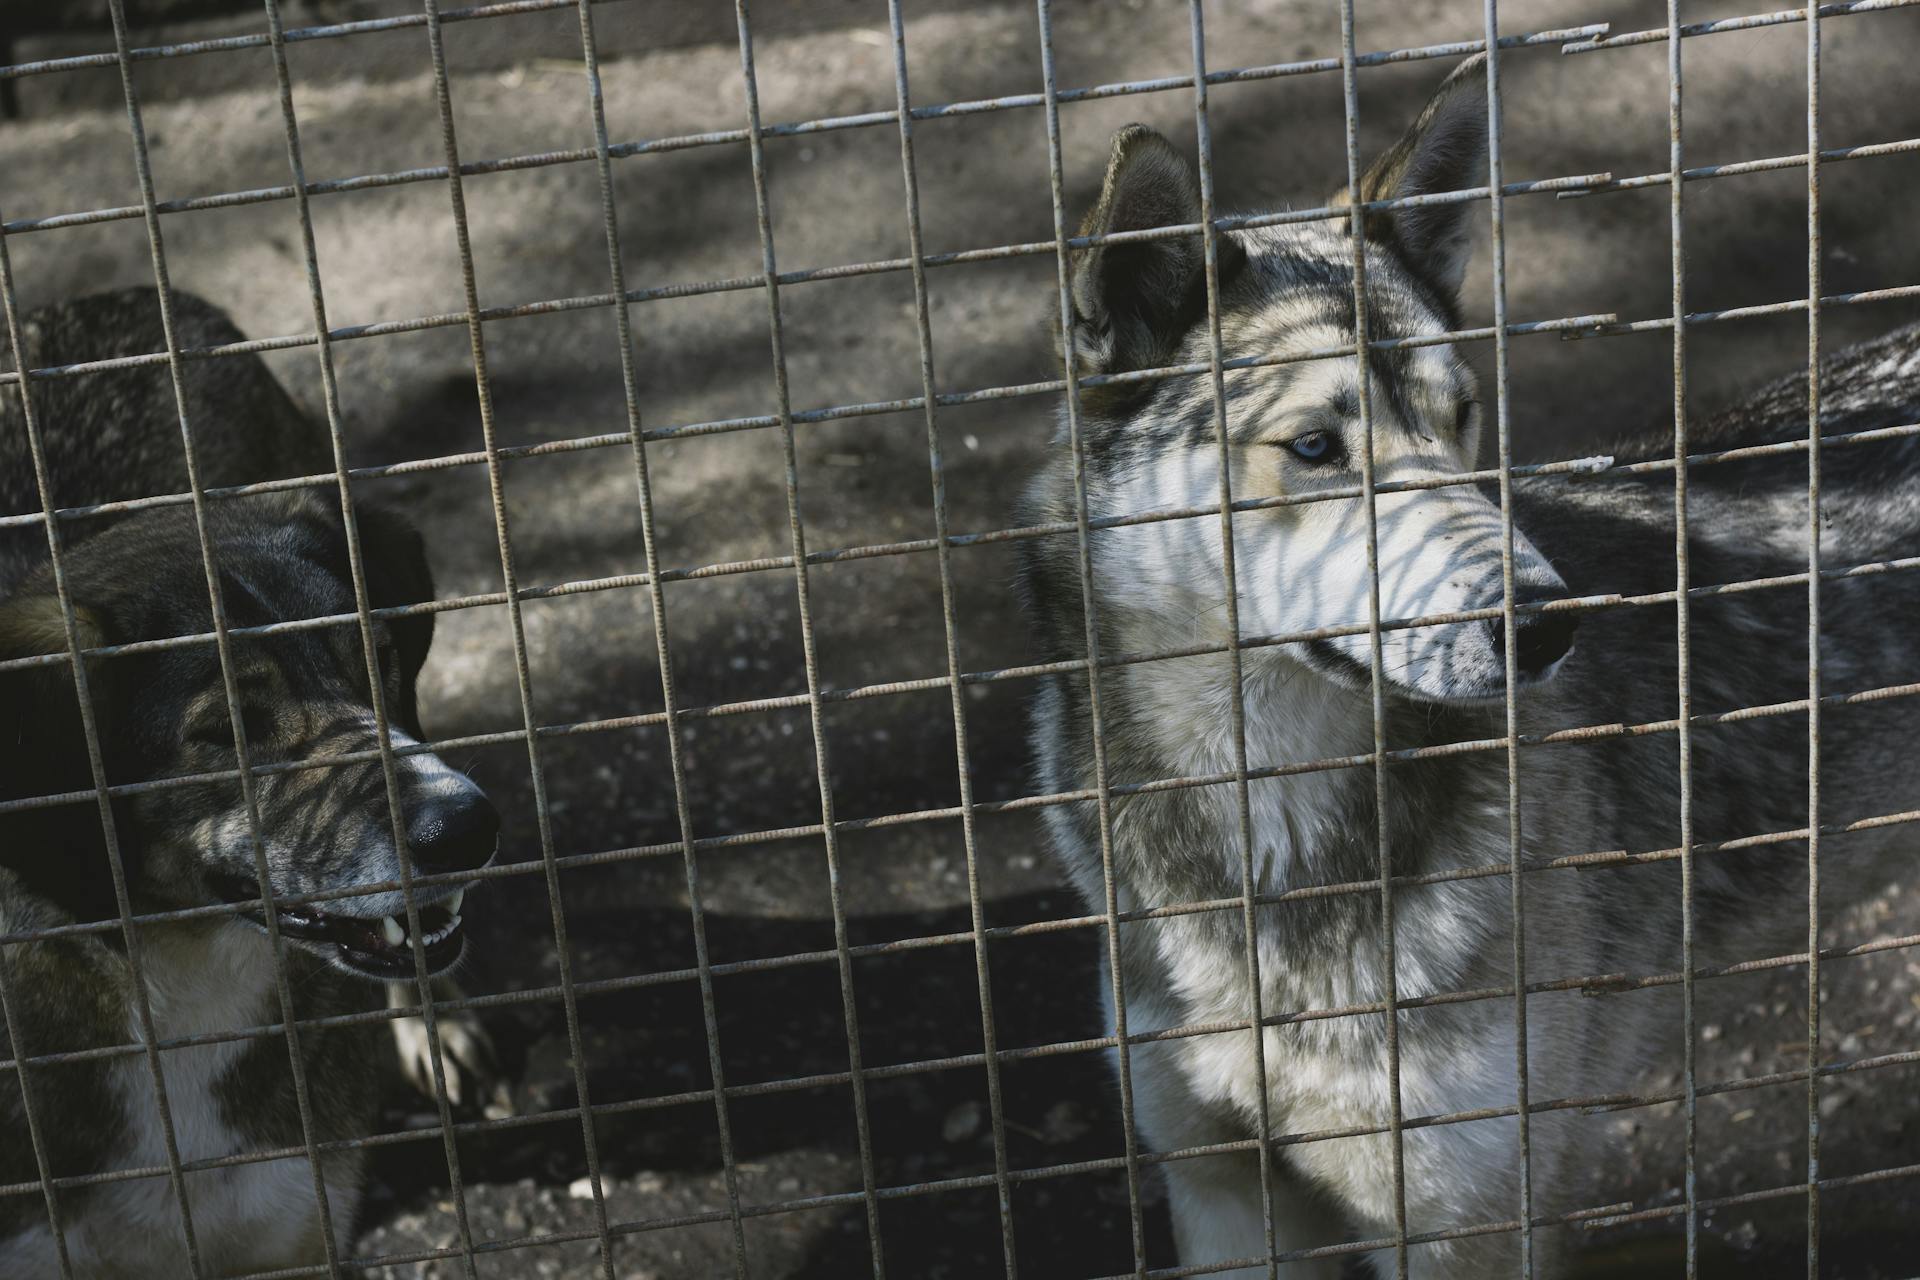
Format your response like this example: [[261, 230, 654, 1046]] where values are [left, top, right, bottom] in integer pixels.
[[1032, 0, 1149, 1269], [418, 1, 607, 1274], [259, 3, 501, 1277], [1802, 3, 1825, 1274], [730, 3, 888, 1271], [417, 0, 626, 1275], [105, 0, 357, 1271], [1478, 8, 1536, 1276], [113, 0, 359, 1262], [879, 3, 1022, 1272], [1184, 4, 1281, 1274], [0, 921, 71, 1275], [0, 228, 120, 1280], [1337, 4, 1411, 1274], [1664, 3, 1703, 1275], [0, 3, 1908, 1272], [567, 1, 754, 1272]]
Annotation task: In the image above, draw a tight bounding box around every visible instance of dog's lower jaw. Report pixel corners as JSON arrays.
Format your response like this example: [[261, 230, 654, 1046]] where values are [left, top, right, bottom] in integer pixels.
[[1413, 650, 1575, 706], [210, 871, 471, 979], [1299, 636, 1574, 706]]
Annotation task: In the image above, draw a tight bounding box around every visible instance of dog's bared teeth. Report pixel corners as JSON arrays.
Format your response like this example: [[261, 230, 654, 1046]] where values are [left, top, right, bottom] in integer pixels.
[[381, 916, 405, 947], [447, 889, 466, 919]]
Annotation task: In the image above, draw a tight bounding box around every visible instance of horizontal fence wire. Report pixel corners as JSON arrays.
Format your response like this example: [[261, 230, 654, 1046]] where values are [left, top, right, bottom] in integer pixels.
[[3, 0, 1919, 1276], [0, 0, 1910, 242], [4, 528, 1919, 820], [4, 1040, 1918, 1277], [0, 0, 1909, 90], [4, 661, 1920, 939], [7, 789, 1920, 1124], [5, 902, 1919, 1195], [6, 407, 1920, 683]]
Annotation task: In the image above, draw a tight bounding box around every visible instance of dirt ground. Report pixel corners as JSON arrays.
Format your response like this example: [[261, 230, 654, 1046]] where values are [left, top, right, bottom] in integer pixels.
[[6, 0, 1920, 1275]]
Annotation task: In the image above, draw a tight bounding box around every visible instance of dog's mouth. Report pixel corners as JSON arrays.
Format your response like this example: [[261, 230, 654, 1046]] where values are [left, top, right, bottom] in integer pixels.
[[212, 875, 468, 979], [1299, 635, 1571, 706]]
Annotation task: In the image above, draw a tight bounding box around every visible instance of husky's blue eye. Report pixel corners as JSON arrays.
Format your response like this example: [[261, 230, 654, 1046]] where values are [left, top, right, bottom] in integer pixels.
[[1287, 431, 1335, 462]]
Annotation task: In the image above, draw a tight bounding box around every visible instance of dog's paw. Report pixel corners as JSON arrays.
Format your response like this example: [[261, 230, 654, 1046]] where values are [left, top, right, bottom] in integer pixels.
[[389, 989, 514, 1121]]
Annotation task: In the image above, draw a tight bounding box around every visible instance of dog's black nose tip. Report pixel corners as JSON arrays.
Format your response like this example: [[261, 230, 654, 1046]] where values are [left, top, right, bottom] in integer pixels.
[[407, 791, 499, 873], [1486, 604, 1578, 677]]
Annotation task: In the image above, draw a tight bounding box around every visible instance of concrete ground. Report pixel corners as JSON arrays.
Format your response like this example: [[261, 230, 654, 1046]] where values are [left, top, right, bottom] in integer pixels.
[[6, 0, 1920, 1275]]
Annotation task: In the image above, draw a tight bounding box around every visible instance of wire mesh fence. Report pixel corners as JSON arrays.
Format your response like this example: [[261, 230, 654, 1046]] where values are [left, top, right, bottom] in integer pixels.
[[1, 1, 1919, 1277]]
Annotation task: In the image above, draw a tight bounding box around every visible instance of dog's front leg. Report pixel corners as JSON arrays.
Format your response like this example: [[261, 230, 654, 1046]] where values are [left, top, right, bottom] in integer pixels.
[[387, 979, 514, 1119], [1161, 1147, 1344, 1279], [1349, 1115, 1564, 1280], [1133, 1033, 1345, 1279]]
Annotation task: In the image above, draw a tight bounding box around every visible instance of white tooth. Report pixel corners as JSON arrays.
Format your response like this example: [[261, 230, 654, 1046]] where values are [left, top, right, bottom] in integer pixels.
[[448, 889, 467, 918], [382, 917, 405, 947]]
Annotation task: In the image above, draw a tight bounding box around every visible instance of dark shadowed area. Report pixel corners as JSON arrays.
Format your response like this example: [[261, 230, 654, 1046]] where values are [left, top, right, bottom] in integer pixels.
[[4, 0, 1920, 1275]]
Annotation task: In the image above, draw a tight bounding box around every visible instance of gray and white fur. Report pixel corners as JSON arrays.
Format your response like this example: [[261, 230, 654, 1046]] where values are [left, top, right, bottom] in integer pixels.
[[1016, 54, 1920, 1276]]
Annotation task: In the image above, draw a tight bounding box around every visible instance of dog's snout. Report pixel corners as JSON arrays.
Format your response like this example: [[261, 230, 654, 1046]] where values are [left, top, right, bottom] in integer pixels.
[[1486, 593, 1578, 678], [407, 789, 499, 873]]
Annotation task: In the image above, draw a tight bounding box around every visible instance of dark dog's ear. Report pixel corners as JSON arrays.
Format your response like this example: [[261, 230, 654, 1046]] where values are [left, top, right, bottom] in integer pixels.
[[1062, 124, 1246, 384], [350, 502, 435, 728], [0, 593, 114, 794], [1334, 53, 1488, 297], [0, 593, 122, 920]]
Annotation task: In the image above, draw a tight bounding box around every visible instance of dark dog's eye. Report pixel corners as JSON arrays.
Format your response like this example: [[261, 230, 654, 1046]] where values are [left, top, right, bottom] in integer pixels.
[[187, 704, 274, 750], [1286, 431, 1336, 463], [1454, 400, 1478, 433], [240, 705, 276, 744]]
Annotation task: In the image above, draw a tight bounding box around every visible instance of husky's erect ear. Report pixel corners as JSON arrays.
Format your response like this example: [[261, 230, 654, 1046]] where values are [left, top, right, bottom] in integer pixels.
[[0, 593, 104, 666], [1335, 53, 1489, 297], [0, 593, 124, 920], [0, 593, 114, 793], [1062, 124, 1246, 386]]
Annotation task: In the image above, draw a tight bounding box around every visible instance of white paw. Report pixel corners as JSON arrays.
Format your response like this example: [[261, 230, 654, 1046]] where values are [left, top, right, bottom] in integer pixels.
[[388, 985, 514, 1120]]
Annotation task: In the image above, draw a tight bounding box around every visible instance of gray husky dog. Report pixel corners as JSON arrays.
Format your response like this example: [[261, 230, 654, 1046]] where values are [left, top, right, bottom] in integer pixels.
[[1018, 55, 1920, 1276], [0, 290, 505, 1277]]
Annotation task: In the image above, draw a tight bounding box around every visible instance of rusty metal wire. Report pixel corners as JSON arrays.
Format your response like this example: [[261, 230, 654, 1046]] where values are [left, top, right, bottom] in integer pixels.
[[881, 0, 1021, 1268], [1662, 0, 1704, 1270], [732, 2, 888, 1270], [0, 1, 1916, 1277], [6, 556, 1920, 862], [568, 0, 756, 1270], [101, 0, 363, 1271], [1185, 3, 1279, 1274], [1803, 6, 1829, 1276], [1479, 3, 1537, 1273], [1033, 1, 1149, 1268], [1335, 3, 1409, 1274]]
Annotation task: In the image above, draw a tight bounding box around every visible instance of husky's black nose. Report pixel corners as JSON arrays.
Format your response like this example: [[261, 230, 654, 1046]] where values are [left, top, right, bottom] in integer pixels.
[[1486, 596, 1578, 677], [407, 791, 500, 873]]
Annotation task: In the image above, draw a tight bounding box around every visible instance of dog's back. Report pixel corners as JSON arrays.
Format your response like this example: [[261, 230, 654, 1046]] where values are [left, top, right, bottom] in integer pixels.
[[1514, 318, 1920, 968], [0, 288, 329, 590]]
